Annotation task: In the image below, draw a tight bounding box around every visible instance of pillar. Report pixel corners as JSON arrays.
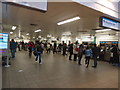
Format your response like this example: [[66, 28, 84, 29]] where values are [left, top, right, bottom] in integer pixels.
[[0, 2, 2, 90]]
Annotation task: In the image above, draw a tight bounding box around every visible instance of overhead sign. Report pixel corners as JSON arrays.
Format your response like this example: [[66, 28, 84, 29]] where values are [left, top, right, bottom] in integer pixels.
[[5, 0, 47, 12], [100, 17, 120, 30], [0, 33, 9, 49]]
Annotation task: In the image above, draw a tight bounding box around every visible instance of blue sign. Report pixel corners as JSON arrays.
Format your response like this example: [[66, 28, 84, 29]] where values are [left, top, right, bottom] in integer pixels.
[[101, 17, 120, 30]]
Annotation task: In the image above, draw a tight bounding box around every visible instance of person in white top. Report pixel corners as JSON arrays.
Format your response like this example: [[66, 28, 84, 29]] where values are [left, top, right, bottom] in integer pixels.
[[73, 43, 79, 61], [47, 43, 51, 53]]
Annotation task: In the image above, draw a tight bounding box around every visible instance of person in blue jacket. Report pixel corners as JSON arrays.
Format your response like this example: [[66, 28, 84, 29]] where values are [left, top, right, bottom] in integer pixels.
[[10, 39, 17, 59], [85, 46, 92, 68], [35, 41, 44, 64]]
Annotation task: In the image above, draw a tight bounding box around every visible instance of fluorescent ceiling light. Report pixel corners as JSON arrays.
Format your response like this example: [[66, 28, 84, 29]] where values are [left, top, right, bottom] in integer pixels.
[[12, 26, 17, 30], [57, 16, 80, 25], [22, 35, 24, 37], [26, 33, 29, 35], [39, 36, 42, 38], [10, 32, 13, 34], [34, 29, 42, 33], [33, 37, 35, 38], [95, 29, 111, 32]]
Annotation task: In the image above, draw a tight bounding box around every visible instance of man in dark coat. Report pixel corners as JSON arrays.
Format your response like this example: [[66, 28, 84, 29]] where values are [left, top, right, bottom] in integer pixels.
[[111, 45, 119, 65], [68, 44, 73, 60], [78, 44, 84, 65], [92, 44, 101, 68], [10, 39, 17, 59]]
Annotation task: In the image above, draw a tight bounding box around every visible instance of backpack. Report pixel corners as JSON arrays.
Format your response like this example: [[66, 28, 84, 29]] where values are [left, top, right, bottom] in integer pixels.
[[75, 48, 79, 52]]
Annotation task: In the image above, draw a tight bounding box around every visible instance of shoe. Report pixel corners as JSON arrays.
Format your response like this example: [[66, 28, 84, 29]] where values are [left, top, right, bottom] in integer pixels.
[[40, 62, 42, 64], [92, 66, 96, 68], [86, 66, 88, 68], [35, 61, 37, 62]]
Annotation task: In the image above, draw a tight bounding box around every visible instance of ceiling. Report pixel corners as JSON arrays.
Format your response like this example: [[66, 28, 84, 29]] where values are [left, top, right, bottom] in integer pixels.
[[2, 2, 119, 40]]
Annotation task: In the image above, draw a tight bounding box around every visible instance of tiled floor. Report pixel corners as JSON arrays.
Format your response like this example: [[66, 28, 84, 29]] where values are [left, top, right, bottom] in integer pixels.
[[2, 50, 118, 88]]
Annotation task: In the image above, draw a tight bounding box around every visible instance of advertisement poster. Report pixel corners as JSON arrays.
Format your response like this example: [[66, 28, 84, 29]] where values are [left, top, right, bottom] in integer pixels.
[[0, 33, 8, 49]]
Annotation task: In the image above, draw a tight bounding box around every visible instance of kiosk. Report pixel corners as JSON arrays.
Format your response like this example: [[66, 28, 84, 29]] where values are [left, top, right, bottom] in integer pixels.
[[0, 33, 10, 67]]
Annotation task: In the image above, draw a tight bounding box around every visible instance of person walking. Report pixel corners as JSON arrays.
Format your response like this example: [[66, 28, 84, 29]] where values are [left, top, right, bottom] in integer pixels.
[[18, 42, 21, 51], [58, 43, 62, 53], [92, 44, 101, 68], [78, 44, 84, 65], [68, 44, 73, 60], [53, 42, 57, 54], [46, 43, 51, 53], [111, 45, 119, 65], [35, 42, 44, 64], [63, 43, 67, 56], [73, 43, 79, 61], [27, 41, 35, 57], [10, 39, 17, 59], [85, 46, 92, 68]]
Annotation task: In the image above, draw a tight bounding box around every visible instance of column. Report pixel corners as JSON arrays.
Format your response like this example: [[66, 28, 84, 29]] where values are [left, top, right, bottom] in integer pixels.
[[0, 1, 2, 90], [118, 1, 120, 89], [93, 36, 96, 44]]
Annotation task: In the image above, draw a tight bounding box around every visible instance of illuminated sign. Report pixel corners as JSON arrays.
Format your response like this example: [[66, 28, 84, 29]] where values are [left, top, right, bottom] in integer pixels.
[[100, 17, 120, 30], [0, 33, 9, 49]]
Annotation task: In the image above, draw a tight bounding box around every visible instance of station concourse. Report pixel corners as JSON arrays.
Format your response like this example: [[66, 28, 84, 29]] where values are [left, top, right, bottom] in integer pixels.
[[1, 1, 120, 89]]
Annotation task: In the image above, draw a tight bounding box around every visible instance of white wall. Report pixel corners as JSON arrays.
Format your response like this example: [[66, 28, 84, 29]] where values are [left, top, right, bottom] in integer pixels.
[[73, 0, 119, 19], [61, 36, 71, 44]]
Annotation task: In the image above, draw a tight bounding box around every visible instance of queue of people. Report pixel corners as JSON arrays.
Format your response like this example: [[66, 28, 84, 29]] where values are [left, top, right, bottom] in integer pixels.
[[9, 39, 120, 67]]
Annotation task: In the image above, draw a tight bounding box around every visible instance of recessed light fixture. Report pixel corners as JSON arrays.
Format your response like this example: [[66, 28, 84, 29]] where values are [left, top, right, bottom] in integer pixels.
[[33, 37, 35, 38], [12, 26, 17, 30], [26, 33, 29, 35], [34, 29, 42, 33], [95, 29, 111, 32], [57, 16, 80, 25], [10, 32, 13, 34]]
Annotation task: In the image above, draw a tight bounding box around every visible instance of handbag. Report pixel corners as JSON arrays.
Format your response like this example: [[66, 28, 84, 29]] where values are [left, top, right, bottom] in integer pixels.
[[33, 51, 37, 56]]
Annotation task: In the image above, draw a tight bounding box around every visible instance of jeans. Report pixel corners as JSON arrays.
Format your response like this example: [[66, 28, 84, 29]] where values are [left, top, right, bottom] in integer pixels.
[[78, 55, 83, 65], [69, 53, 73, 60], [11, 49, 16, 58], [93, 56, 98, 67], [36, 52, 42, 63], [47, 48, 50, 53], [85, 56, 91, 67], [74, 54, 77, 61]]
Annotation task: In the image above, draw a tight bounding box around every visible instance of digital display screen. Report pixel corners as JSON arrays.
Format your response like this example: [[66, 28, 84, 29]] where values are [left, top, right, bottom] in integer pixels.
[[100, 41, 105, 43], [112, 42, 118, 44], [101, 17, 120, 30], [0, 33, 9, 49]]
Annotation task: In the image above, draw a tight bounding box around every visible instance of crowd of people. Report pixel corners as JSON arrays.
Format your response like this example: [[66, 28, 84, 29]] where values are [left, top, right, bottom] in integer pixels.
[[10, 39, 120, 67]]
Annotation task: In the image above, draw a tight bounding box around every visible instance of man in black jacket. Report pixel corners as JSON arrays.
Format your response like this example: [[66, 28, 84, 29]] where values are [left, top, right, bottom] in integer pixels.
[[92, 44, 101, 68]]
